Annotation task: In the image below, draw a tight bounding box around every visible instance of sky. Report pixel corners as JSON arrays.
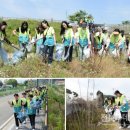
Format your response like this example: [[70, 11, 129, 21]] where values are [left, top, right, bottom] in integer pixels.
[[66, 78, 130, 100], [0, 0, 130, 24]]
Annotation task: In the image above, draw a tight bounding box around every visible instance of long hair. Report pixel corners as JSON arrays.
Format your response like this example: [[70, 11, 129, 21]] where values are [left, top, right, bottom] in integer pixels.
[[0, 21, 7, 36], [41, 20, 50, 30], [36, 25, 43, 34], [21, 21, 29, 32], [60, 21, 69, 36]]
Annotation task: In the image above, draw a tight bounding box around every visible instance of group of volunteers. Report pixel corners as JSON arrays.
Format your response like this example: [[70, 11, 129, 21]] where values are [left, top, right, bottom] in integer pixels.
[[104, 90, 130, 129], [0, 18, 129, 66], [8, 86, 47, 130]]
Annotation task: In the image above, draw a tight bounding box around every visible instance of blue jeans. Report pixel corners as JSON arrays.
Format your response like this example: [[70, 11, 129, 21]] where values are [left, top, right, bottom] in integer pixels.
[[0, 43, 8, 64], [36, 45, 43, 55], [44, 45, 54, 64]]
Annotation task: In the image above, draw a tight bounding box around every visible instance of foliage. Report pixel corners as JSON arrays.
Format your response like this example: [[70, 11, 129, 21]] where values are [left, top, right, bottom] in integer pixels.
[[4, 79, 18, 87], [122, 20, 130, 25], [48, 86, 65, 130]]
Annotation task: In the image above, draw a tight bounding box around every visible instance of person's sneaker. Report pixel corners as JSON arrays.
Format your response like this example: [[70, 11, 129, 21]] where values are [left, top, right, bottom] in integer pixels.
[[127, 125, 130, 128], [119, 126, 123, 129], [16, 127, 19, 130], [32, 129, 35, 130]]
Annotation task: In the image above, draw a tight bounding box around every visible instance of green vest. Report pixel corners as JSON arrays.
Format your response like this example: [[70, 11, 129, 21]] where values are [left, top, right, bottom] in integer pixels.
[[64, 29, 72, 39], [19, 27, 30, 36], [13, 99, 21, 107], [79, 28, 88, 40], [94, 34, 104, 44], [115, 95, 125, 106], [110, 33, 121, 44]]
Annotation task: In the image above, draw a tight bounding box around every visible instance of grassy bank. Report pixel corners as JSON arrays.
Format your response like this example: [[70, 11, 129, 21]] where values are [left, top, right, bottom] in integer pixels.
[[48, 85, 65, 130], [0, 55, 130, 77]]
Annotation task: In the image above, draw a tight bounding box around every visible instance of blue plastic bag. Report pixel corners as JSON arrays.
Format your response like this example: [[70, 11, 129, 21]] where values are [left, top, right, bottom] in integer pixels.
[[17, 111, 27, 123], [55, 44, 64, 61]]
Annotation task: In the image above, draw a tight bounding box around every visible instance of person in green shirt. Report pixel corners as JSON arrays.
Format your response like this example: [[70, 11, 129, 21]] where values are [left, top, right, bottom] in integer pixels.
[[60, 21, 73, 62], [0, 21, 9, 64], [34, 25, 44, 55], [114, 90, 130, 129], [8, 94, 23, 130], [13, 21, 31, 50], [41, 20, 56, 66], [27, 94, 37, 130], [109, 29, 122, 54], [94, 27, 105, 54], [78, 23, 91, 60]]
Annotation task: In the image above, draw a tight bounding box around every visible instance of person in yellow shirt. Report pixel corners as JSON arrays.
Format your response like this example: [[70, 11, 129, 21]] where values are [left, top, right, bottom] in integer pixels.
[[60, 21, 73, 62], [41, 20, 56, 66], [114, 90, 130, 129], [120, 30, 126, 53], [109, 29, 122, 54]]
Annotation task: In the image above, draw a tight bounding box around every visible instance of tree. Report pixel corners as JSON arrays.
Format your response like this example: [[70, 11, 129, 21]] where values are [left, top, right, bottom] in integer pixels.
[[122, 20, 130, 25], [5, 79, 18, 88], [69, 10, 88, 22]]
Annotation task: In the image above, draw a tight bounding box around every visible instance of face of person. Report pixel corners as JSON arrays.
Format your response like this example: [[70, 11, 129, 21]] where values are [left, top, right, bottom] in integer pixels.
[[23, 24, 27, 29], [62, 23, 67, 29], [42, 23, 47, 29], [115, 93, 120, 97], [14, 96, 19, 100], [1, 25, 6, 30]]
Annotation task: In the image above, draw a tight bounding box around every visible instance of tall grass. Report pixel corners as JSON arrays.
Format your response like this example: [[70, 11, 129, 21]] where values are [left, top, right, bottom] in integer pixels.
[[66, 99, 117, 130], [48, 86, 65, 130]]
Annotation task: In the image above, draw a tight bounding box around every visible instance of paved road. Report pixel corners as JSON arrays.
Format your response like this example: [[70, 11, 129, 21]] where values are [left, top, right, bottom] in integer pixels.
[[0, 94, 14, 126]]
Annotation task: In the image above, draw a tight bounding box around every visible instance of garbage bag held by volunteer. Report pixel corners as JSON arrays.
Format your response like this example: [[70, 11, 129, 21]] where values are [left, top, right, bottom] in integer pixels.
[[55, 44, 64, 61], [17, 111, 27, 123]]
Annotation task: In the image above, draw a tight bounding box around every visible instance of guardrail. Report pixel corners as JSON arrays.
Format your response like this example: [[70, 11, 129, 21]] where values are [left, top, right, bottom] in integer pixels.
[[43, 91, 48, 130]]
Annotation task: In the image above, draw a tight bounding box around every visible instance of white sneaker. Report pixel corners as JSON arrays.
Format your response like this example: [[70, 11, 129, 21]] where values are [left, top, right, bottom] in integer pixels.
[[32, 129, 35, 130], [119, 126, 123, 129], [127, 125, 130, 128], [16, 127, 19, 130]]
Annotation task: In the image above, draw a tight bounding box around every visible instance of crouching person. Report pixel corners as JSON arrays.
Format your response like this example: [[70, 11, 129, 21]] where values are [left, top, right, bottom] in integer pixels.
[[27, 94, 36, 130], [8, 94, 22, 130]]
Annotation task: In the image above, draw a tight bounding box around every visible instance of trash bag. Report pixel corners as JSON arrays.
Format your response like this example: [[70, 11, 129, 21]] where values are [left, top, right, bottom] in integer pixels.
[[113, 109, 121, 121], [26, 43, 33, 52], [83, 46, 91, 58], [55, 44, 64, 61], [17, 111, 27, 123], [10, 49, 27, 64], [36, 100, 42, 109], [98, 46, 106, 56], [111, 49, 119, 57]]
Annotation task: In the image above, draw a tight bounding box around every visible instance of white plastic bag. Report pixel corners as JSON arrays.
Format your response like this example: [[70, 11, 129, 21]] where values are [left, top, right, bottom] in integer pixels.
[[111, 49, 119, 57], [113, 109, 121, 121], [83, 47, 91, 58]]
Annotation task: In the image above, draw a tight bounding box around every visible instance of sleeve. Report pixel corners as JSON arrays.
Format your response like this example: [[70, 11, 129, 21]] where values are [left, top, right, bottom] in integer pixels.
[[51, 27, 55, 34]]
